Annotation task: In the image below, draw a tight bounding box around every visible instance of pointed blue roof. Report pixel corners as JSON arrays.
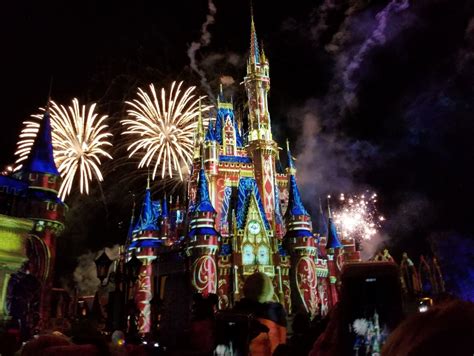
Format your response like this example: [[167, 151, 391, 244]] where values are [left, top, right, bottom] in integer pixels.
[[215, 107, 243, 147], [287, 175, 310, 217], [23, 111, 59, 176], [205, 119, 216, 142], [236, 177, 270, 230], [133, 188, 160, 232], [276, 160, 284, 174], [193, 169, 216, 213], [162, 196, 168, 217], [285, 143, 309, 217], [250, 13, 260, 64], [326, 217, 342, 249], [317, 200, 328, 237]]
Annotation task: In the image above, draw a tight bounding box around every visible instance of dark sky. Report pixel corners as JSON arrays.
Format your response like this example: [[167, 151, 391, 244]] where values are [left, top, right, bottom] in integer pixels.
[[1, 0, 473, 298]]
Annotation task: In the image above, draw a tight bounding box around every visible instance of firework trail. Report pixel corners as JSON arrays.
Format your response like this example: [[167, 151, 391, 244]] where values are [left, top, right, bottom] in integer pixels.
[[187, 0, 217, 98], [15, 99, 113, 200], [122, 81, 211, 181], [331, 192, 384, 241]]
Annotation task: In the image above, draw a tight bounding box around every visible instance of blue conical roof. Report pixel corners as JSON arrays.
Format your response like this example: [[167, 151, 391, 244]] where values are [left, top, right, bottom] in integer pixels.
[[285, 143, 309, 217], [23, 110, 59, 176], [193, 168, 216, 213], [326, 217, 342, 249], [318, 199, 328, 237], [161, 195, 169, 217], [133, 188, 160, 232], [250, 13, 260, 64]]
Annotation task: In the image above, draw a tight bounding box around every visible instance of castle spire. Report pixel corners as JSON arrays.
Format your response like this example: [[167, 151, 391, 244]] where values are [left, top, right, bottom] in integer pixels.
[[285, 141, 309, 218], [250, 5, 260, 64], [134, 180, 160, 233], [193, 168, 216, 213], [318, 197, 328, 237], [326, 198, 342, 249], [193, 99, 205, 159], [23, 109, 59, 177], [162, 193, 168, 217]]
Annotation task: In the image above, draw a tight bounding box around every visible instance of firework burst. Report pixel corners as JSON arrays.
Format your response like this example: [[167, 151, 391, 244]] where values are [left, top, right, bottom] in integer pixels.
[[15, 99, 113, 200], [121, 81, 211, 181], [331, 192, 384, 240]]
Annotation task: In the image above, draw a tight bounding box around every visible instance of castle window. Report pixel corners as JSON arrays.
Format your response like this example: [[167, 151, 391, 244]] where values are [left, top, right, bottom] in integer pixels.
[[29, 173, 38, 181], [48, 176, 56, 184], [47, 202, 57, 211]]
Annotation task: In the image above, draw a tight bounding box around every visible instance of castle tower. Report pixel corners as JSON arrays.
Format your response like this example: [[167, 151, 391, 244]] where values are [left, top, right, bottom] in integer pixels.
[[284, 141, 319, 316], [244, 13, 278, 224], [325, 207, 342, 307], [21, 109, 65, 326], [186, 168, 218, 296], [128, 179, 162, 335], [160, 195, 170, 243], [203, 118, 218, 207]]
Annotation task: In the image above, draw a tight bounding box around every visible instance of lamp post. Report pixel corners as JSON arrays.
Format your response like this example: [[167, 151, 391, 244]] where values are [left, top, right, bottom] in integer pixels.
[[124, 251, 142, 338], [92, 251, 113, 324], [95, 251, 113, 285]]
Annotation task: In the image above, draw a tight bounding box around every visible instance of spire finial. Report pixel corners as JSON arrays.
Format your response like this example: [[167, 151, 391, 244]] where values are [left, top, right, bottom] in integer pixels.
[[249, 2, 260, 64], [46, 76, 54, 112], [147, 169, 151, 189], [327, 195, 332, 218], [286, 139, 296, 174]]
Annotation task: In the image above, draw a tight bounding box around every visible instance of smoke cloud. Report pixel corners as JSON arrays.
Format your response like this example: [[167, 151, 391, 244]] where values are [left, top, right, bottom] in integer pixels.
[[73, 244, 121, 296], [187, 0, 217, 98]]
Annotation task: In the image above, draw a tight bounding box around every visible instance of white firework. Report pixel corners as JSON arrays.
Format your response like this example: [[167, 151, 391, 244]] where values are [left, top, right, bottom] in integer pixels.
[[15, 99, 113, 200], [122, 81, 211, 181]]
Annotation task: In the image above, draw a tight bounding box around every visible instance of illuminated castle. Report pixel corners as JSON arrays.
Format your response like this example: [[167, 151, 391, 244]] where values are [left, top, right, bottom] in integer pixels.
[[0, 109, 65, 331], [126, 15, 363, 335]]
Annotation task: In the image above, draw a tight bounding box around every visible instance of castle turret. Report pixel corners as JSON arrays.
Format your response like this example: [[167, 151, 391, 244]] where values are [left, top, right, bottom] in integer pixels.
[[128, 178, 162, 335], [160, 194, 169, 242], [203, 118, 218, 206], [21, 108, 65, 326], [187, 168, 218, 296], [325, 204, 342, 307], [244, 12, 278, 224], [284, 141, 319, 316], [215, 85, 243, 156], [193, 101, 205, 161]]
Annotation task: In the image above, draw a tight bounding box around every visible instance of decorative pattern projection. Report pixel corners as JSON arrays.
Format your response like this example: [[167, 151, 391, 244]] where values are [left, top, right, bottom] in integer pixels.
[[133, 189, 162, 233], [214, 108, 243, 147], [236, 177, 270, 230], [219, 186, 232, 233], [15, 100, 113, 200], [191, 255, 217, 296], [136, 265, 153, 334], [262, 157, 275, 218], [296, 256, 319, 317], [122, 81, 212, 181], [274, 178, 283, 226]]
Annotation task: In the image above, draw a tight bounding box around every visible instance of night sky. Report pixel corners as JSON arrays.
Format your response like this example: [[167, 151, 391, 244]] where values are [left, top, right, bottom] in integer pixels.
[[1, 0, 473, 299]]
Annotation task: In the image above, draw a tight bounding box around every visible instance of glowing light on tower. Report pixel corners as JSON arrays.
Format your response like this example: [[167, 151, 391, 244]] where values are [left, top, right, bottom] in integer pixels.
[[15, 99, 113, 200], [121, 81, 211, 180], [331, 192, 384, 240]]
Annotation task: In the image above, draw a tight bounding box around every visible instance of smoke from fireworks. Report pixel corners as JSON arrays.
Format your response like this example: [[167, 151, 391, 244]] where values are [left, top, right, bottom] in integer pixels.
[[15, 99, 113, 200], [122, 81, 211, 181], [331, 192, 384, 241]]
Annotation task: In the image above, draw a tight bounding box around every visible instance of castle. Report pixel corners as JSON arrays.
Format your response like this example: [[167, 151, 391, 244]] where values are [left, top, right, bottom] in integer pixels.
[[0, 108, 65, 333], [125, 15, 363, 336]]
